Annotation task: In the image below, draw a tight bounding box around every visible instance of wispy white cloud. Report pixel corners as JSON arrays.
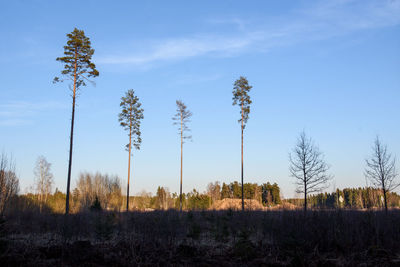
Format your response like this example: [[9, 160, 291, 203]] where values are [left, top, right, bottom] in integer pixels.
[[97, 0, 400, 67], [0, 101, 67, 111], [98, 34, 256, 65], [291, 0, 400, 39], [0, 101, 68, 126], [172, 73, 224, 86], [0, 119, 33, 126], [205, 17, 248, 31]]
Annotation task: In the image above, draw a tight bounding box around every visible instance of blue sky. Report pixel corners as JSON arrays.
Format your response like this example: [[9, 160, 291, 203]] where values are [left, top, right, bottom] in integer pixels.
[[0, 0, 399, 198]]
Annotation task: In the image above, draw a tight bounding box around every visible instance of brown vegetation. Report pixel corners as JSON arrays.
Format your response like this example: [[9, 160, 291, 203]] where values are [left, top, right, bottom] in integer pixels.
[[1, 209, 400, 266], [211, 198, 264, 210]]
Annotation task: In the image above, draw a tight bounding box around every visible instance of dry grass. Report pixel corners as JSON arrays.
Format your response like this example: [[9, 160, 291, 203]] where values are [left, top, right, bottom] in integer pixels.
[[1, 209, 400, 266]]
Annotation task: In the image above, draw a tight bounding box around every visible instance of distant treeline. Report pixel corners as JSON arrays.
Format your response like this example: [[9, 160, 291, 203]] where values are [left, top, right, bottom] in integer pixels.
[[287, 187, 400, 209], [6, 170, 400, 214], [7, 173, 281, 213], [148, 181, 281, 210], [220, 182, 281, 206]]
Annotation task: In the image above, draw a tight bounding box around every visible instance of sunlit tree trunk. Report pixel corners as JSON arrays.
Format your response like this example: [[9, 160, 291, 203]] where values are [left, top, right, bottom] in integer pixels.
[[126, 118, 132, 212], [180, 111, 183, 212], [65, 49, 77, 215], [241, 102, 244, 211]]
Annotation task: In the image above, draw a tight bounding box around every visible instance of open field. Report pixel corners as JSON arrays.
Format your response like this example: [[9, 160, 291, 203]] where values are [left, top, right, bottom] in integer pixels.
[[1, 209, 400, 266]]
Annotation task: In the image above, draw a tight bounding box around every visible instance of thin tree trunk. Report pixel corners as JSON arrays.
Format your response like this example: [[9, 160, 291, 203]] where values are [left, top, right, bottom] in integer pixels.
[[383, 188, 388, 213], [65, 49, 78, 215], [336, 190, 339, 208], [126, 121, 132, 212], [39, 193, 42, 213], [180, 113, 183, 212], [377, 146, 388, 213], [241, 102, 244, 211], [303, 160, 307, 213]]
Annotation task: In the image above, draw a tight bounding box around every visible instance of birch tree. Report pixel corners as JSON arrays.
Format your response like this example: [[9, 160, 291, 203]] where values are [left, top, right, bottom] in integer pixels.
[[172, 100, 192, 212], [232, 76, 252, 211], [54, 28, 99, 214], [119, 89, 144, 211], [34, 156, 54, 212]]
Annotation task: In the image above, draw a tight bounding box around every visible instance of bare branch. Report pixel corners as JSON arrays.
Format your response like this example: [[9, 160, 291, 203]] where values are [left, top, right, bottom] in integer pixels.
[[365, 136, 398, 212], [289, 132, 332, 211]]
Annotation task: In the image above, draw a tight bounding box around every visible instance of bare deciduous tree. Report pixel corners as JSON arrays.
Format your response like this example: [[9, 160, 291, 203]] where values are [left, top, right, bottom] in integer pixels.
[[76, 172, 122, 211], [156, 186, 171, 210], [289, 132, 332, 212], [365, 136, 398, 213], [232, 76, 252, 211], [0, 153, 19, 215], [172, 100, 192, 212], [136, 190, 152, 211], [34, 156, 54, 212], [206, 182, 221, 204]]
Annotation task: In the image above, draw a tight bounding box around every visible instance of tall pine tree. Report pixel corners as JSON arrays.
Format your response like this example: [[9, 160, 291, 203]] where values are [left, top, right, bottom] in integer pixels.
[[232, 76, 252, 211], [119, 89, 144, 211], [54, 28, 99, 214], [172, 100, 192, 212]]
